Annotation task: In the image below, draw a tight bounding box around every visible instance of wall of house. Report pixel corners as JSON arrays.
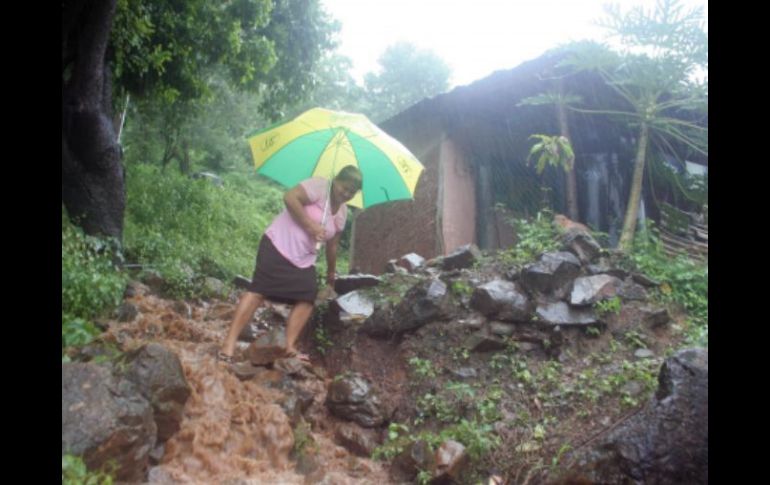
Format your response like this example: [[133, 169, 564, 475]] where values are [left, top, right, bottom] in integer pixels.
[[350, 118, 444, 274], [440, 137, 477, 253]]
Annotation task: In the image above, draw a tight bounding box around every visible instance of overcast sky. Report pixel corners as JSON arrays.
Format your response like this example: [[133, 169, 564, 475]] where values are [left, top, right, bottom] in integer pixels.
[[321, 0, 708, 88]]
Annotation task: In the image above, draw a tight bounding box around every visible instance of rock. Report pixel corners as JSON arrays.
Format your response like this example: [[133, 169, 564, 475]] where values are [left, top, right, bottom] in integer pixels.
[[141, 270, 166, 293], [618, 280, 649, 301], [172, 301, 192, 319], [116, 302, 138, 322], [520, 251, 581, 299], [561, 229, 603, 264], [634, 348, 655, 359], [334, 423, 379, 457], [230, 361, 264, 381], [433, 440, 469, 482], [122, 344, 192, 441], [441, 244, 482, 271], [238, 322, 263, 342], [570, 275, 623, 306], [458, 315, 486, 330], [202, 277, 228, 298], [333, 291, 375, 322], [632, 272, 660, 288], [149, 443, 165, 465], [641, 305, 671, 328], [123, 280, 149, 298], [536, 302, 597, 326], [274, 357, 314, 378], [391, 440, 435, 482], [247, 327, 288, 366], [489, 321, 516, 337], [465, 331, 507, 353], [279, 387, 315, 426], [566, 348, 708, 484], [470, 280, 533, 322], [334, 274, 382, 295], [450, 367, 478, 379], [325, 374, 385, 428], [362, 279, 450, 338], [62, 363, 156, 482], [397, 253, 426, 272], [232, 275, 252, 290]]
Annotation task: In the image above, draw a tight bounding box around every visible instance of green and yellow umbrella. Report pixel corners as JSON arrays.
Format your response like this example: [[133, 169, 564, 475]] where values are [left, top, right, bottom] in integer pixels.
[[247, 107, 424, 209]]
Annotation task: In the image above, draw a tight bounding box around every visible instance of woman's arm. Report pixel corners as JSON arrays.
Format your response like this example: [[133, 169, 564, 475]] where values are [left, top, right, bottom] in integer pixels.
[[325, 232, 342, 286], [284, 184, 325, 241]]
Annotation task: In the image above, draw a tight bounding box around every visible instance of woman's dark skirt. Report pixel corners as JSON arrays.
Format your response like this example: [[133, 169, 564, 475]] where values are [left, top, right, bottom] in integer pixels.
[[247, 235, 317, 303]]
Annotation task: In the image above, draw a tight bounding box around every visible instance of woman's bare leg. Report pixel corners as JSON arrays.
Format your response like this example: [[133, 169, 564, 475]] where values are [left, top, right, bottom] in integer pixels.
[[285, 301, 314, 355], [221, 291, 264, 357]]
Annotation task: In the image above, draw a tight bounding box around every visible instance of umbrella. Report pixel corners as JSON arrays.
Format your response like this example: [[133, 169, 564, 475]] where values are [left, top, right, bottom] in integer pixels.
[[246, 107, 424, 209]]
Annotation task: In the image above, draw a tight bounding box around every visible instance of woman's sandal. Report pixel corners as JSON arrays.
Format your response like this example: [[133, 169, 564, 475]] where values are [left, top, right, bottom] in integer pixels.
[[284, 349, 311, 363]]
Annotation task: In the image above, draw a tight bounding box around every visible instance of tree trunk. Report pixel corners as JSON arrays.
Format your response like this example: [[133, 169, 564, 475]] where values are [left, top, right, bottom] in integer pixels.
[[618, 122, 650, 251], [62, 0, 125, 240], [554, 78, 579, 221], [556, 100, 579, 221]]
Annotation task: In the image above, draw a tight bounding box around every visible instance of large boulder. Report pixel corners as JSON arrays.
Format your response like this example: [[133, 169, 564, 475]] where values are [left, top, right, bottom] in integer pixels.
[[470, 280, 533, 322], [520, 252, 581, 299], [570, 275, 623, 306], [121, 344, 191, 442], [361, 279, 450, 338], [566, 348, 708, 484], [536, 301, 597, 326], [334, 423, 380, 457], [62, 363, 156, 482], [561, 229, 603, 264], [325, 373, 386, 428], [440, 244, 482, 271]]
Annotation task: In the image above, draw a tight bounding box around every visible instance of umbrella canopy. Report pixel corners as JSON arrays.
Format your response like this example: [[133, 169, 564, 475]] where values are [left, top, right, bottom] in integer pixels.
[[247, 108, 424, 209]]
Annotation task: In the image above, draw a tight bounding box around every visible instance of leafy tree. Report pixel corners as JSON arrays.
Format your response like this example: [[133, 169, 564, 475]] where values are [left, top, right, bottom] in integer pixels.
[[565, 0, 707, 250], [63, 0, 338, 239], [363, 42, 451, 122]]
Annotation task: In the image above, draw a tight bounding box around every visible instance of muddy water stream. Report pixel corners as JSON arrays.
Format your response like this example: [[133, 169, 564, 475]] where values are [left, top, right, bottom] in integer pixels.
[[103, 291, 392, 484]]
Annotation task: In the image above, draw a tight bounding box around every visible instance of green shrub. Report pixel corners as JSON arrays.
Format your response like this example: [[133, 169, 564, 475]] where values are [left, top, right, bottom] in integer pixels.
[[62, 208, 127, 349], [500, 210, 560, 265], [124, 165, 284, 297], [628, 224, 708, 346], [62, 454, 113, 485]]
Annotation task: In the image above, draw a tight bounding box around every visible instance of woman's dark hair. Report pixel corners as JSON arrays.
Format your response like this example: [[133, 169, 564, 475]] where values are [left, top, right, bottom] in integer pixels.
[[335, 165, 363, 190]]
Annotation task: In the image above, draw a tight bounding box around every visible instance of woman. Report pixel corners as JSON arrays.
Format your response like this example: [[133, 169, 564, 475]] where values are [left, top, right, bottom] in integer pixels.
[[218, 165, 363, 363]]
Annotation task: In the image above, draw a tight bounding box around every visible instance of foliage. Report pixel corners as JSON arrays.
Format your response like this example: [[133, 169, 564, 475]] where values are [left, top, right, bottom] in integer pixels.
[[594, 296, 622, 316], [111, 0, 276, 104], [409, 357, 438, 379], [112, 0, 338, 118], [563, 0, 708, 249], [313, 323, 333, 356], [626, 224, 707, 346], [62, 455, 113, 485], [123, 165, 283, 297], [526, 134, 575, 175], [62, 208, 127, 349], [363, 42, 451, 122], [499, 210, 560, 265]]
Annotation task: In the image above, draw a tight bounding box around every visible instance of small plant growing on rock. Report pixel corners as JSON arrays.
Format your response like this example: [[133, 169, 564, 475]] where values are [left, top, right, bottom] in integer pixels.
[[594, 296, 622, 316]]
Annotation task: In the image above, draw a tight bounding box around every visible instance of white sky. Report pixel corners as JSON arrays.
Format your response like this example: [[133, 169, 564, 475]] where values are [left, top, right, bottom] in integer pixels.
[[321, 0, 708, 88]]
